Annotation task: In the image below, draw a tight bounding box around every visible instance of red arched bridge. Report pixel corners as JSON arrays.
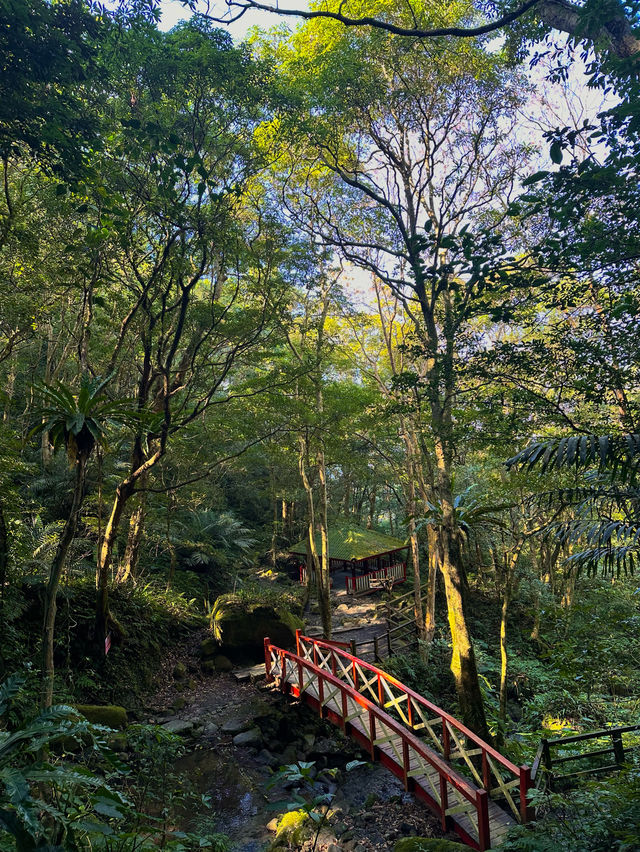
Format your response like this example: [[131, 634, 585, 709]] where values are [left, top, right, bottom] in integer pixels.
[[264, 631, 533, 851]]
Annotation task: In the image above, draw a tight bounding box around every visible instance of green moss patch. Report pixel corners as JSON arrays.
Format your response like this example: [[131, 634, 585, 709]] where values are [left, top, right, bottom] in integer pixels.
[[274, 809, 311, 847], [394, 841, 468, 852], [75, 704, 128, 729]]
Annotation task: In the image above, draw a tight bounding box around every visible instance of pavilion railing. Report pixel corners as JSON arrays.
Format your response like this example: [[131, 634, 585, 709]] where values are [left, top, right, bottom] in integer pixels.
[[346, 561, 407, 595]]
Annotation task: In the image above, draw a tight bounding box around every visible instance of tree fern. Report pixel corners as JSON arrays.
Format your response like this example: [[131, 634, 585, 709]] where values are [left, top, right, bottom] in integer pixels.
[[508, 434, 640, 576]]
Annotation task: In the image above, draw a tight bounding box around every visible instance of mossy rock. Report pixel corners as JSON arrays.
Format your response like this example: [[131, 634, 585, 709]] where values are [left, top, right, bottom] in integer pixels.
[[394, 840, 468, 852], [272, 809, 312, 848], [75, 704, 128, 729], [107, 733, 128, 751], [200, 637, 218, 659], [214, 655, 233, 672], [173, 662, 187, 679], [210, 594, 303, 655]]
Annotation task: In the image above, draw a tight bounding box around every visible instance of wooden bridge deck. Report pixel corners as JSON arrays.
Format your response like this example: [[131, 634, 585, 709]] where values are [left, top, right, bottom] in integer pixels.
[[265, 633, 531, 851]]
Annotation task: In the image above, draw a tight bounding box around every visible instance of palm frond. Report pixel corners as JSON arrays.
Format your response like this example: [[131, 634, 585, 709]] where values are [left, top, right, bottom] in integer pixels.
[[507, 433, 640, 482]]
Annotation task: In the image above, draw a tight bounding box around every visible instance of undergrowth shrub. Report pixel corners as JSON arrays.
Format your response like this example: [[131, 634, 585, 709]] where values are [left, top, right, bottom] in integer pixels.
[[0, 674, 230, 851], [503, 758, 640, 852], [383, 640, 455, 706]]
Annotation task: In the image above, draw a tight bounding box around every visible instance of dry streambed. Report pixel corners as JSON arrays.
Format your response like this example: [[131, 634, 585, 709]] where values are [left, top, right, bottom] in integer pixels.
[[143, 640, 451, 852]]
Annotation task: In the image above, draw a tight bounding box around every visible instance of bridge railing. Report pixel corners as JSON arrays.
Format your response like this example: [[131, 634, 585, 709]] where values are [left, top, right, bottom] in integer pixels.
[[295, 632, 532, 825], [264, 638, 492, 851]]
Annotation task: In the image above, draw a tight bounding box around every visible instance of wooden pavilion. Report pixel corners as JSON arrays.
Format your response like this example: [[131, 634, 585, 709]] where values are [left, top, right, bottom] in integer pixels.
[[289, 522, 408, 595]]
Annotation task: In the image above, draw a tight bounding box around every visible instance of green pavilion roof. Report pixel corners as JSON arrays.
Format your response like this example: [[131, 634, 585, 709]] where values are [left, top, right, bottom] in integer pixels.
[[288, 523, 407, 563]]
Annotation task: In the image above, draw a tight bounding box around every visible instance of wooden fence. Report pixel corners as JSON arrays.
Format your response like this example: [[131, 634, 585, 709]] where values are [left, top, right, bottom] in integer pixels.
[[345, 562, 407, 595], [532, 723, 640, 790]]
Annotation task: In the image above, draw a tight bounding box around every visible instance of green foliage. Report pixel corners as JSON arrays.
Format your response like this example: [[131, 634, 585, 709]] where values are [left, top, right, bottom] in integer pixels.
[[509, 436, 640, 576], [0, 676, 232, 851], [417, 487, 508, 539], [0, 673, 129, 850], [0, 0, 103, 176], [173, 509, 257, 576], [266, 759, 367, 847], [507, 435, 640, 483], [384, 643, 455, 707], [33, 376, 135, 464], [502, 758, 640, 852]]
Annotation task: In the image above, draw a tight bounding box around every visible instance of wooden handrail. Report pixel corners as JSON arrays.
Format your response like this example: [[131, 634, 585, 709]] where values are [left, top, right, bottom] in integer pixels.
[[298, 633, 521, 779], [534, 724, 640, 790], [389, 580, 431, 607], [346, 561, 407, 594], [546, 723, 640, 746], [265, 638, 491, 849]]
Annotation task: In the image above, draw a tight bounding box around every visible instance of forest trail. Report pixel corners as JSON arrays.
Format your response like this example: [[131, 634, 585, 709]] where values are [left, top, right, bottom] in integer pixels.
[[304, 585, 389, 651], [304, 582, 418, 662], [266, 634, 528, 851]]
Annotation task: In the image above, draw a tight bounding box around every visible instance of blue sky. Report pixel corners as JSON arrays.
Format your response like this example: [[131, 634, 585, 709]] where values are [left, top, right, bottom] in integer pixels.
[[157, 0, 306, 38]]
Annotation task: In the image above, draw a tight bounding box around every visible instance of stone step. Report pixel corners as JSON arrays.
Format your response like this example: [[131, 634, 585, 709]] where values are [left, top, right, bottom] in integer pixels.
[[233, 663, 266, 683]]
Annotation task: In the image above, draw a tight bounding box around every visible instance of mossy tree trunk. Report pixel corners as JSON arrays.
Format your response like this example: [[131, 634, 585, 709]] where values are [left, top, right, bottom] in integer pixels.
[[425, 281, 488, 739], [116, 491, 146, 584], [41, 449, 90, 708], [403, 433, 426, 645], [0, 500, 6, 606], [316, 438, 332, 640], [424, 526, 438, 644], [497, 536, 523, 746]]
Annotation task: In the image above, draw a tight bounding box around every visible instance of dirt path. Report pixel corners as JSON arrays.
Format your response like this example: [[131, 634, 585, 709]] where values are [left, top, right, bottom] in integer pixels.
[[142, 629, 450, 852], [304, 587, 391, 646]]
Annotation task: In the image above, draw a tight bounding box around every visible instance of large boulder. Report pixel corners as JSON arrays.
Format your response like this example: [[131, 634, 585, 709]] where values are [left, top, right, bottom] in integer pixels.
[[200, 637, 217, 659], [209, 594, 303, 656], [75, 704, 128, 729]]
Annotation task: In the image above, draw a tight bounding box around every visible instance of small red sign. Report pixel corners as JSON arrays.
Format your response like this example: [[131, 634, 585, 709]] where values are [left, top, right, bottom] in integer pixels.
[[105, 632, 112, 655]]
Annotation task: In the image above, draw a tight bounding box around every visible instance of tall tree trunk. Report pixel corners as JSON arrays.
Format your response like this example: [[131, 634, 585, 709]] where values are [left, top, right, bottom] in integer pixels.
[[366, 485, 377, 529], [424, 526, 438, 644], [116, 493, 146, 584], [41, 450, 89, 708], [403, 431, 425, 644], [95, 479, 135, 653], [95, 436, 164, 653], [317, 442, 332, 639], [498, 541, 522, 745], [281, 498, 288, 545], [498, 583, 510, 746], [165, 492, 177, 591], [341, 474, 352, 518], [0, 500, 7, 608], [287, 500, 295, 541], [299, 434, 321, 592], [435, 442, 489, 739], [2, 358, 15, 423], [270, 473, 278, 566]]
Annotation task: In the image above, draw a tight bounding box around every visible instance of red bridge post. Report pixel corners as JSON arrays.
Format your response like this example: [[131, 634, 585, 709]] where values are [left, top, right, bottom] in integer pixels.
[[264, 637, 271, 682], [477, 789, 490, 851], [520, 765, 534, 822]]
